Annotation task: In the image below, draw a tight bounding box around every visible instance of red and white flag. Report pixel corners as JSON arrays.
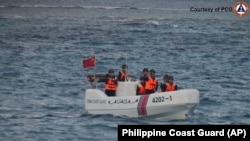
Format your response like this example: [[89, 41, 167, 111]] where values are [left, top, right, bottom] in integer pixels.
[[83, 56, 96, 68]]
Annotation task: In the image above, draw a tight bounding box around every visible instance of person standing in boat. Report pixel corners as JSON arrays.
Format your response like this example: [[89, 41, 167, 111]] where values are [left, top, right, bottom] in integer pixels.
[[145, 69, 158, 94], [136, 76, 146, 95], [105, 69, 118, 96], [117, 64, 129, 81], [141, 68, 149, 80]]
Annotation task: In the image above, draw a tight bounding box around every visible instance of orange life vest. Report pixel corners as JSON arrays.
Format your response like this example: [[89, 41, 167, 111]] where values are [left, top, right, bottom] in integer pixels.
[[145, 78, 157, 91], [105, 78, 117, 91], [166, 83, 176, 91], [119, 71, 128, 80], [137, 84, 146, 95]]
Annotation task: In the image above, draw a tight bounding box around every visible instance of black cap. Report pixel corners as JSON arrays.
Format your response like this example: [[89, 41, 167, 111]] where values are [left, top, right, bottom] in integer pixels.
[[163, 74, 169, 79], [142, 68, 148, 72], [168, 75, 174, 80], [149, 69, 155, 74], [122, 64, 128, 69]]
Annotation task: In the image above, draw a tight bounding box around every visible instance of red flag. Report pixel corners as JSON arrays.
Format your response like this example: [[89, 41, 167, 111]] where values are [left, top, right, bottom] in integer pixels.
[[83, 56, 96, 68]]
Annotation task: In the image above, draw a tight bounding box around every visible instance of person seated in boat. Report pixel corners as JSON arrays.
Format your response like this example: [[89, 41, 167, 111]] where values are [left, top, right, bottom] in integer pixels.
[[105, 69, 118, 96], [145, 69, 158, 94], [117, 64, 129, 81], [164, 75, 177, 91], [136, 76, 146, 95], [160, 74, 169, 92]]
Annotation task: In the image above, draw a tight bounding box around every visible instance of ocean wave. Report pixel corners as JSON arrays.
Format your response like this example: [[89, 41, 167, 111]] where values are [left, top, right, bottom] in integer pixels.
[[0, 3, 249, 140], [0, 4, 189, 11]]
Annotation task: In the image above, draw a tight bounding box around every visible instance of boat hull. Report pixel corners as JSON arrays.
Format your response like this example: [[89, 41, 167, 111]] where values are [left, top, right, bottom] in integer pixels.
[[85, 88, 199, 121]]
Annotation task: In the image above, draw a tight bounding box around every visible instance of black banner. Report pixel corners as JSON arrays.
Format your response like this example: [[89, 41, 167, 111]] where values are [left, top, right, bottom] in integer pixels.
[[118, 125, 250, 140]]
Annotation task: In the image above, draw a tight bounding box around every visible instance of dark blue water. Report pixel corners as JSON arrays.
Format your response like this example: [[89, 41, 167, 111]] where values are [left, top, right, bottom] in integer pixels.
[[0, 0, 250, 140]]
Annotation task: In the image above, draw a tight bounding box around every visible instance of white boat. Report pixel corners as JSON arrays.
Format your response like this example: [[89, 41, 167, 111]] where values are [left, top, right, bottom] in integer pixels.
[[85, 81, 200, 121]]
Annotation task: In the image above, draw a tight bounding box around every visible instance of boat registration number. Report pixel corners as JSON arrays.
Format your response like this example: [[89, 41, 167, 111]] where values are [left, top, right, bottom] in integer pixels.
[[152, 96, 172, 103]]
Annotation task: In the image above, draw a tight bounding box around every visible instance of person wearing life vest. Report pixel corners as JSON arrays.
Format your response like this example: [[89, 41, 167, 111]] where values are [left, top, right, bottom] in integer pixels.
[[145, 69, 158, 94], [160, 74, 169, 92], [105, 69, 118, 96], [165, 75, 177, 91], [136, 76, 146, 95], [117, 64, 129, 81], [141, 68, 149, 81]]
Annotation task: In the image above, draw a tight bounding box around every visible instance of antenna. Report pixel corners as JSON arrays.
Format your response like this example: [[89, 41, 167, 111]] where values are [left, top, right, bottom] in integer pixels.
[[125, 50, 129, 81]]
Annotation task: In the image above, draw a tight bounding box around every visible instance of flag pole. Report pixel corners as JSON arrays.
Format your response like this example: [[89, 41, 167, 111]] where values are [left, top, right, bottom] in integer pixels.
[[125, 50, 128, 96], [92, 47, 97, 89], [94, 55, 97, 89], [124, 47, 128, 82]]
